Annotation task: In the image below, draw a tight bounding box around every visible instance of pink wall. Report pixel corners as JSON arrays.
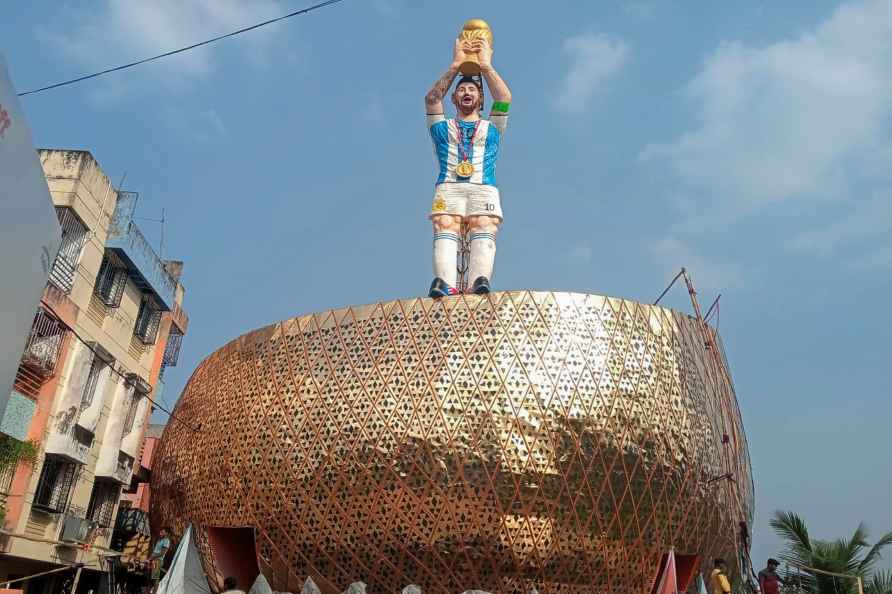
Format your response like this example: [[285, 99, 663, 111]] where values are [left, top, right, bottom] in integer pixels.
[[141, 436, 158, 470]]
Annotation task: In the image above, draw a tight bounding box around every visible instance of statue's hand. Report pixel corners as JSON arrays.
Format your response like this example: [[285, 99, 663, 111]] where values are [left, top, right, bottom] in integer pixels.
[[452, 38, 469, 67], [476, 38, 493, 70]]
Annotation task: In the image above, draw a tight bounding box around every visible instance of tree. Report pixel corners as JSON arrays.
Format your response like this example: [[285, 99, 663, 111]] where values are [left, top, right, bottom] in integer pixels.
[[771, 510, 892, 594], [0, 435, 38, 525], [866, 570, 892, 594]]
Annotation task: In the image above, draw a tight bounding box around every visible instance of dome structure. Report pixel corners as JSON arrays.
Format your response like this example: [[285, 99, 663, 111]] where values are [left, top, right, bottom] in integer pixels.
[[151, 291, 753, 594]]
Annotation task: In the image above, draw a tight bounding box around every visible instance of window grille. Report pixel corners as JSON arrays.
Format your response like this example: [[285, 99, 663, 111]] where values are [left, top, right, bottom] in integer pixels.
[[49, 207, 88, 294], [34, 456, 80, 513], [80, 355, 107, 412], [122, 395, 142, 435], [95, 253, 127, 307], [0, 462, 15, 494], [162, 328, 184, 368], [134, 297, 162, 345], [21, 307, 67, 375], [87, 480, 121, 528]]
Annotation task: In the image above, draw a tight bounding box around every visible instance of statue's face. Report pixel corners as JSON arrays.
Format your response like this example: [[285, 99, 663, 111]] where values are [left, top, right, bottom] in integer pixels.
[[452, 82, 482, 114]]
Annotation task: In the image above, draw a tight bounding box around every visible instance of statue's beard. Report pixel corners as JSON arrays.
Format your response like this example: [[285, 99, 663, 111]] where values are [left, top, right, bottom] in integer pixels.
[[456, 98, 480, 116]]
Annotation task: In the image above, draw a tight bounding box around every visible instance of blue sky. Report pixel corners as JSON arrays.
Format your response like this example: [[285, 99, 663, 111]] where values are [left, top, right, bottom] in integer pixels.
[[4, 0, 892, 573]]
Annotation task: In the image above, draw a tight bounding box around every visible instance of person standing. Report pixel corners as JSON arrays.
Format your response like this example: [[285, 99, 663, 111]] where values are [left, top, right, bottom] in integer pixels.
[[710, 558, 732, 594], [424, 35, 512, 297], [758, 558, 785, 594], [149, 526, 171, 593]]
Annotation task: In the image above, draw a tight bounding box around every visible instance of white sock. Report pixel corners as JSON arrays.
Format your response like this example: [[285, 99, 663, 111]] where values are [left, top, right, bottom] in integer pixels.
[[468, 231, 496, 282], [433, 231, 460, 287]]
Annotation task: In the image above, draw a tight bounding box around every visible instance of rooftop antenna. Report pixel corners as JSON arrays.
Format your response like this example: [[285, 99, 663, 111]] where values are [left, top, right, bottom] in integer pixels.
[[135, 207, 166, 258]]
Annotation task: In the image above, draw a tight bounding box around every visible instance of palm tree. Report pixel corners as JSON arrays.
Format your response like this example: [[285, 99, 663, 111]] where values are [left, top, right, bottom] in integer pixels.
[[866, 570, 892, 594], [770, 510, 892, 594]]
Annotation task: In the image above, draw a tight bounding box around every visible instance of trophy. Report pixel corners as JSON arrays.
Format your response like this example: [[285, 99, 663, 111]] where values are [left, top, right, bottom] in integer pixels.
[[457, 18, 493, 75]]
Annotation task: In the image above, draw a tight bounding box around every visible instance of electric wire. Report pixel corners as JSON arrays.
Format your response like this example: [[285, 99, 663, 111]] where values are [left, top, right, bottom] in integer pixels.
[[17, 0, 348, 97], [39, 300, 201, 433]]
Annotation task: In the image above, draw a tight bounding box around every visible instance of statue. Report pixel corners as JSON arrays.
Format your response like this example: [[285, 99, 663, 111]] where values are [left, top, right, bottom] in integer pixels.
[[424, 19, 512, 297]]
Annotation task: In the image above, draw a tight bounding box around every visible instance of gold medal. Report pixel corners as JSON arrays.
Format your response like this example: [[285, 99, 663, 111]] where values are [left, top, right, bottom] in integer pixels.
[[456, 160, 475, 177]]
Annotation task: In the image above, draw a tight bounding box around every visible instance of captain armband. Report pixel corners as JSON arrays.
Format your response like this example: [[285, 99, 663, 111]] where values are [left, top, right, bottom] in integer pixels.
[[491, 101, 510, 114]]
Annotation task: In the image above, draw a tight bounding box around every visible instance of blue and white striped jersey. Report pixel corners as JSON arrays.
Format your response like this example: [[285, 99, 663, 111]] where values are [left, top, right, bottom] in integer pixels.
[[427, 114, 508, 186]]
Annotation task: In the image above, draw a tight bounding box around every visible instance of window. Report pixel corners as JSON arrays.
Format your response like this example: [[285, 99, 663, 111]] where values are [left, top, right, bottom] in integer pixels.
[[80, 355, 107, 412], [94, 253, 127, 307], [33, 455, 79, 512], [73, 425, 95, 450], [122, 395, 142, 435], [134, 297, 162, 345], [116, 452, 135, 483], [49, 207, 88, 294], [0, 463, 15, 495], [86, 480, 121, 528], [160, 328, 184, 378]]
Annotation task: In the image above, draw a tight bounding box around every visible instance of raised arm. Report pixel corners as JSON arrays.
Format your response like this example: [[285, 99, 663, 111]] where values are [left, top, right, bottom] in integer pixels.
[[425, 40, 466, 114], [476, 39, 511, 110]]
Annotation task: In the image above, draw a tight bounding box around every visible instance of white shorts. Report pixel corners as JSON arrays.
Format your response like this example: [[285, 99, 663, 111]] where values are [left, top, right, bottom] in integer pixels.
[[430, 183, 503, 220]]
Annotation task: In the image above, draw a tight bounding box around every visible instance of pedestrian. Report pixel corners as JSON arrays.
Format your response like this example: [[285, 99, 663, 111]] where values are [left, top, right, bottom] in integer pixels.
[[150, 526, 172, 593], [221, 576, 246, 594], [758, 558, 786, 594], [709, 558, 732, 594]]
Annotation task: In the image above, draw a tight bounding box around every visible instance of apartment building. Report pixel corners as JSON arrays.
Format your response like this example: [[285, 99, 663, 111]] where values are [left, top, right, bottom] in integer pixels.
[[0, 150, 188, 593]]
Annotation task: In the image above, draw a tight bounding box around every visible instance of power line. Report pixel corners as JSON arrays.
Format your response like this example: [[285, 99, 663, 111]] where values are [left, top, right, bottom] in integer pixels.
[[17, 0, 348, 97], [40, 300, 201, 434]]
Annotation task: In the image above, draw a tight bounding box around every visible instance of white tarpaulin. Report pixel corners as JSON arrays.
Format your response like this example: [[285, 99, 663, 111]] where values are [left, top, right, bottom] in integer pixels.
[[157, 525, 213, 594], [0, 52, 61, 424]]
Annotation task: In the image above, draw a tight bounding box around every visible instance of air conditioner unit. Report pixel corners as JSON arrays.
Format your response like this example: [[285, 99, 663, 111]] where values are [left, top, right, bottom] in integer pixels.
[[59, 514, 92, 543]]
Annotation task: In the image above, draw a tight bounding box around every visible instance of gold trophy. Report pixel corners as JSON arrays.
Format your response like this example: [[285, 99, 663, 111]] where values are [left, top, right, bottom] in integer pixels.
[[457, 18, 493, 75]]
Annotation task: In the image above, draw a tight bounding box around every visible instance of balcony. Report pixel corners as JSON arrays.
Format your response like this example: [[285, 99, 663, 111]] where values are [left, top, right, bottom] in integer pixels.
[[106, 192, 176, 311], [20, 308, 66, 377], [44, 425, 93, 465]]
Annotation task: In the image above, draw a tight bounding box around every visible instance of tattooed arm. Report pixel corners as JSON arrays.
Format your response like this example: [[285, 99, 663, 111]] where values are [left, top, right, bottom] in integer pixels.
[[476, 39, 511, 106], [425, 40, 466, 114]]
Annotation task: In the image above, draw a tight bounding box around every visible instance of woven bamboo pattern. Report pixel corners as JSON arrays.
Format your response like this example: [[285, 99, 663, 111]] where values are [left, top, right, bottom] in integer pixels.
[[151, 291, 753, 594]]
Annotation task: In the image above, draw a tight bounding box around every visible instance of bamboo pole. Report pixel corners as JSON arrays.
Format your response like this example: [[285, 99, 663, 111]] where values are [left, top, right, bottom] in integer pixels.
[[0, 565, 74, 587], [69, 564, 83, 594]]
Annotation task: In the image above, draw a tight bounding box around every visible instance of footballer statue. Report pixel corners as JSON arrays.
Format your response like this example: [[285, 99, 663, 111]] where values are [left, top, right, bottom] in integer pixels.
[[425, 19, 512, 297]]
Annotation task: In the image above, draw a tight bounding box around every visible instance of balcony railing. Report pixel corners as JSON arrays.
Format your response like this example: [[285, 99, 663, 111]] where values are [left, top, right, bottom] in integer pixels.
[[106, 192, 176, 311], [21, 308, 67, 377]]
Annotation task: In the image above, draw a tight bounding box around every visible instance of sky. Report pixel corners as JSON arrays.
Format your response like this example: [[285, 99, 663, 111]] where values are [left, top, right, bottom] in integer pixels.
[[4, 0, 892, 575]]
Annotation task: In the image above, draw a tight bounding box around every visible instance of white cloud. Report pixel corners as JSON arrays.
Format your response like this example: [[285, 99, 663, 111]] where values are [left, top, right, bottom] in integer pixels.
[[650, 236, 743, 293], [553, 33, 629, 114], [640, 0, 892, 268], [40, 0, 289, 90]]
